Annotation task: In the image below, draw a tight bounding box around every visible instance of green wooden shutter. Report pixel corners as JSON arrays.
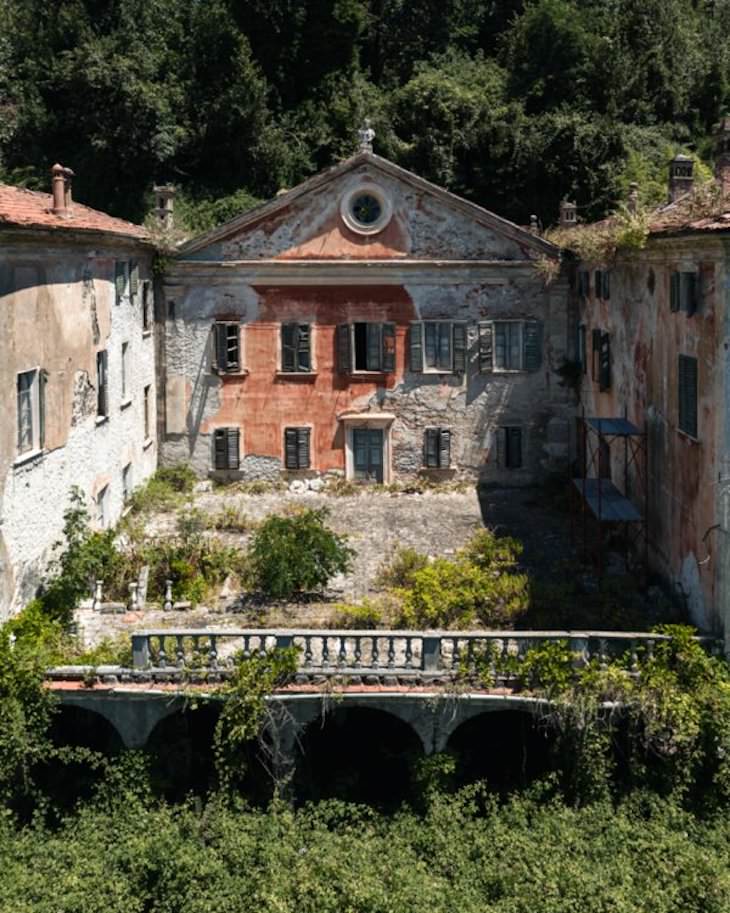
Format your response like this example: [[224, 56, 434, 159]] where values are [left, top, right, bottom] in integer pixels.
[[213, 429, 227, 469], [114, 261, 126, 303], [297, 428, 311, 468], [226, 427, 240, 469], [337, 324, 351, 373], [424, 429, 439, 468], [424, 322, 437, 368], [602, 270, 610, 300], [366, 323, 381, 370], [506, 427, 522, 469], [670, 272, 680, 312], [452, 323, 466, 373], [382, 322, 396, 372], [214, 323, 228, 371], [297, 324, 311, 371], [437, 323, 451, 370], [685, 273, 699, 317], [285, 428, 299, 468], [409, 322, 423, 372], [523, 321, 543, 372], [594, 270, 602, 299], [129, 260, 139, 298], [479, 323, 493, 373], [438, 429, 451, 468], [599, 333, 611, 391], [281, 323, 296, 371], [678, 355, 698, 437], [39, 370, 47, 449]]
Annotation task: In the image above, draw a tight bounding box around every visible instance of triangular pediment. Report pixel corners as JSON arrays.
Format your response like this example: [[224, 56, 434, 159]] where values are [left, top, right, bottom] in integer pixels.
[[177, 153, 558, 263]]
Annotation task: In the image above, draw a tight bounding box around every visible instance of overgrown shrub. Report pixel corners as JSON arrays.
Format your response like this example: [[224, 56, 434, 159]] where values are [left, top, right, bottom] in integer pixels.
[[331, 600, 384, 629], [128, 464, 196, 513], [375, 547, 429, 589], [248, 508, 353, 599]]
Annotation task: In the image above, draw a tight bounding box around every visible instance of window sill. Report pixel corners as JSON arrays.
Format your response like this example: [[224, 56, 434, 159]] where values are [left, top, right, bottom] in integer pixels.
[[95, 415, 109, 426], [120, 398, 133, 410], [677, 429, 699, 444], [143, 437, 154, 450], [212, 368, 249, 377], [14, 448, 44, 468], [490, 368, 527, 375], [349, 371, 391, 380], [275, 371, 318, 379]]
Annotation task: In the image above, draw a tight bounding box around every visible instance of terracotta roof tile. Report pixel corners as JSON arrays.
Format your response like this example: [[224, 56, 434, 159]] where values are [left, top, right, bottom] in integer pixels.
[[0, 183, 149, 240]]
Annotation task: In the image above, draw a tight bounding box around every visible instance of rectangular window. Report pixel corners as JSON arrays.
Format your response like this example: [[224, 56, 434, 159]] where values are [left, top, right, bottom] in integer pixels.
[[142, 281, 152, 332], [577, 324, 587, 374], [480, 321, 542, 372], [213, 427, 241, 470], [16, 369, 45, 455], [678, 354, 698, 438], [121, 342, 129, 401], [284, 427, 311, 469], [424, 428, 451, 469], [338, 323, 395, 373], [598, 332, 611, 392], [213, 322, 241, 373], [114, 261, 128, 305], [408, 321, 466, 373], [96, 350, 109, 417], [122, 463, 132, 502], [670, 271, 699, 316], [578, 270, 590, 298], [499, 426, 523, 469], [96, 485, 109, 529], [143, 384, 151, 439], [281, 323, 312, 372], [594, 270, 611, 300]]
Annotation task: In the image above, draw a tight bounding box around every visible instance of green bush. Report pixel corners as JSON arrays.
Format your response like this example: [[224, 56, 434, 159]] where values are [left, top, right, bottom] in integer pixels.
[[249, 508, 353, 599], [331, 600, 383, 629], [128, 465, 196, 513], [375, 547, 429, 589]]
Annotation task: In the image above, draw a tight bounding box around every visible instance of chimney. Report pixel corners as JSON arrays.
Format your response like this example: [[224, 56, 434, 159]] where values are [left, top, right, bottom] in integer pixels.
[[627, 182, 639, 214], [559, 199, 577, 228], [714, 115, 730, 195], [50, 163, 70, 217], [62, 166, 74, 210], [153, 184, 175, 230], [668, 154, 694, 203]]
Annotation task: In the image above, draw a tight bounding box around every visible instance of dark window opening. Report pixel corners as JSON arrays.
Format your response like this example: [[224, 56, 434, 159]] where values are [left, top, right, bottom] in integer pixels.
[[503, 427, 522, 469], [678, 354, 698, 438], [670, 271, 700, 316], [96, 350, 108, 417], [214, 322, 240, 373]]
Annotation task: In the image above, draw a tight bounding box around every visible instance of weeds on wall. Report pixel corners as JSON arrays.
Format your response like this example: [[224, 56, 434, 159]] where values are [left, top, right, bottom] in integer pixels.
[[547, 205, 650, 264], [127, 464, 197, 513]]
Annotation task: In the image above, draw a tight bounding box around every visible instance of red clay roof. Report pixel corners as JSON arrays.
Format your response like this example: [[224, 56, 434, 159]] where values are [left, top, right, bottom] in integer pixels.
[[0, 183, 149, 240]]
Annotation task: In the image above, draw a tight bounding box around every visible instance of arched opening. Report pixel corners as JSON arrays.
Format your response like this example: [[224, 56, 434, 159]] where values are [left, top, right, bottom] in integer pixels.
[[447, 709, 556, 793], [36, 705, 124, 810], [294, 706, 423, 809], [144, 703, 272, 804]]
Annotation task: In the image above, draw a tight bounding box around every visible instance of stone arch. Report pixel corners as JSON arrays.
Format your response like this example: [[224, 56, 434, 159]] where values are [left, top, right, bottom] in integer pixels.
[[293, 704, 425, 808], [58, 694, 187, 749], [145, 702, 221, 801], [445, 707, 556, 792]]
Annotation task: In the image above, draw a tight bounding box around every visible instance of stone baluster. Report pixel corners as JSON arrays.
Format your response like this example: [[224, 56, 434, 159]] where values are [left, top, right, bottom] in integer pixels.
[[208, 635, 218, 669], [176, 635, 185, 668], [371, 636, 380, 668], [598, 638, 608, 670], [451, 637, 461, 671], [164, 580, 173, 611], [387, 636, 396, 668], [321, 636, 330, 667], [303, 635, 313, 667], [242, 635, 251, 660], [405, 636, 413, 668], [192, 635, 201, 665], [338, 636, 347, 666], [353, 636, 362, 667], [92, 579, 103, 611], [158, 635, 167, 668]]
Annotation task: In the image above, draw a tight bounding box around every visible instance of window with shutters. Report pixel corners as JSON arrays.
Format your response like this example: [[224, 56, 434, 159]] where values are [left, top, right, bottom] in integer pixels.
[[670, 271, 700, 316], [479, 321, 542, 372], [114, 261, 129, 305], [281, 323, 312, 372], [678, 354, 698, 438], [121, 342, 130, 402], [142, 281, 152, 332], [16, 368, 45, 456], [212, 427, 241, 470], [129, 260, 139, 303], [143, 384, 151, 439], [338, 322, 395, 373], [423, 428, 451, 469], [284, 427, 311, 469], [595, 270, 611, 300], [96, 350, 109, 418], [409, 322, 466, 373], [497, 426, 523, 469], [213, 322, 241, 373]]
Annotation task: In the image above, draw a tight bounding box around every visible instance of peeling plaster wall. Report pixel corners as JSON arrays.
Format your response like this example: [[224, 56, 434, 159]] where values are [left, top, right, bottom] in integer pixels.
[[0, 238, 157, 618], [578, 238, 728, 631]]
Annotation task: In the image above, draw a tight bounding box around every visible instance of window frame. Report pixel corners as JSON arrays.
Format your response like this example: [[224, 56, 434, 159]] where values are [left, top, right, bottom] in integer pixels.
[[284, 426, 311, 470], [280, 323, 313, 373], [114, 261, 129, 306], [16, 367, 44, 456], [501, 426, 523, 470], [678, 354, 698, 439], [338, 322, 396, 374], [670, 270, 700, 316], [96, 350, 109, 419], [141, 280, 152, 333], [143, 384, 152, 440], [212, 321, 242, 374], [212, 426, 241, 470], [121, 341, 130, 402], [423, 428, 451, 469], [96, 485, 110, 529]]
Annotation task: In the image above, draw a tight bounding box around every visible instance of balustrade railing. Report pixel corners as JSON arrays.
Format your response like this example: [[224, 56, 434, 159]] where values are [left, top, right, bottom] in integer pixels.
[[128, 628, 721, 679]]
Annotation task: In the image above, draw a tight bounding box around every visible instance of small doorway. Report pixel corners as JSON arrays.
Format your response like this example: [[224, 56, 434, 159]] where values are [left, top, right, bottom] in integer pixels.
[[353, 428, 384, 482]]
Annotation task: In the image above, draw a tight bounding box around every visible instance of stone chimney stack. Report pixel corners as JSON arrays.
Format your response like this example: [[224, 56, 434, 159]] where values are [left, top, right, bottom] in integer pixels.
[[668, 155, 694, 203], [559, 199, 577, 228], [153, 184, 176, 230], [714, 115, 730, 195], [62, 166, 74, 210], [50, 163, 70, 217]]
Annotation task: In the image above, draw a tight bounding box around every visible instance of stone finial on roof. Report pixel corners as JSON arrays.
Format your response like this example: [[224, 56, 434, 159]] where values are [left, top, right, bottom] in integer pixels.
[[559, 199, 577, 228], [358, 118, 375, 154], [668, 154, 694, 203], [153, 184, 176, 230]]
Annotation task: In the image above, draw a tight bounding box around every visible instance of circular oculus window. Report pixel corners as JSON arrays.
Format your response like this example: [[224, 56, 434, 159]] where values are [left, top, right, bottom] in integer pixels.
[[341, 184, 392, 235]]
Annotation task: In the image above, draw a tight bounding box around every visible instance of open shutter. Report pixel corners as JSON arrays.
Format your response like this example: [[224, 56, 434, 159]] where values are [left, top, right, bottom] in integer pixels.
[[226, 428, 240, 470], [367, 323, 382, 370], [506, 427, 522, 469], [424, 429, 439, 468], [523, 321, 543, 372], [591, 328, 602, 381], [39, 370, 47, 449], [214, 323, 228, 371], [679, 356, 698, 437], [670, 272, 680, 312], [686, 273, 699, 317], [479, 323, 493, 373], [213, 429, 227, 469], [409, 322, 423, 372], [285, 428, 299, 468], [297, 324, 311, 371], [382, 322, 396, 372], [281, 323, 296, 371], [452, 323, 466, 373], [337, 324, 351, 373], [438, 429, 451, 468], [297, 428, 311, 469], [599, 332, 611, 391], [437, 323, 451, 370], [602, 270, 610, 300], [129, 261, 139, 299], [114, 261, 126, 302]]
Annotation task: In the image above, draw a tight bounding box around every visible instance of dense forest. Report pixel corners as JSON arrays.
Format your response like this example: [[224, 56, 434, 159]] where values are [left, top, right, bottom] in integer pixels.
[[0, 0, 728, 230]]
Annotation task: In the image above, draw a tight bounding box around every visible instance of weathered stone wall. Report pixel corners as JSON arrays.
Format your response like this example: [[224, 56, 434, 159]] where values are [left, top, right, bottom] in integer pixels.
[[578, 237, 730, 631], [0, 236, 158, 618]]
